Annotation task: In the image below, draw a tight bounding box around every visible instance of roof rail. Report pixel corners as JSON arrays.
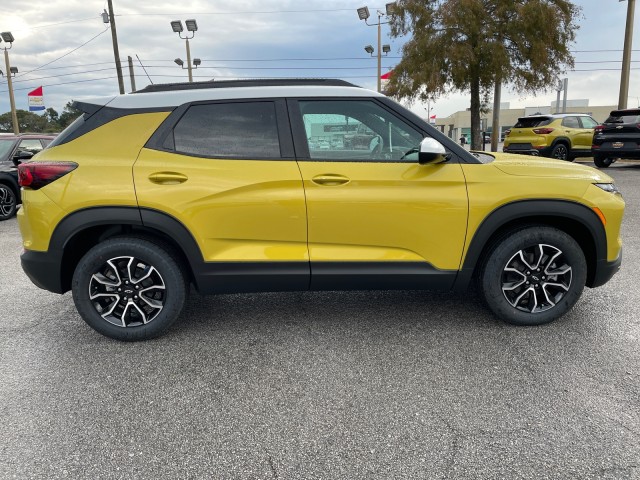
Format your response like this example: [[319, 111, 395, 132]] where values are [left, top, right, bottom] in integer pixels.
[[134, 78, 360, 94]]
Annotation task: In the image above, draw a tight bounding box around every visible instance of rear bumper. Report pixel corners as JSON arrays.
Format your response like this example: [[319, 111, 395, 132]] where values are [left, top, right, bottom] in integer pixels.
[[503, 146, 541, 156], [21, 249, 65, 294], [592, 146, 640, 159]]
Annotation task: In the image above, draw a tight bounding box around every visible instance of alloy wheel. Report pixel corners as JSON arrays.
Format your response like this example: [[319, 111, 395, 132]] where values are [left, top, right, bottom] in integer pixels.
[[88, 256, 166, 327], [501, 243, 572, 313], [0, 186, 16, 218]]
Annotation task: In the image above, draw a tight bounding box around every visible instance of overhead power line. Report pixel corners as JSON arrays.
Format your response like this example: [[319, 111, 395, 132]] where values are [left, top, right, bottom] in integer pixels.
[[16, 28, 110, 78]]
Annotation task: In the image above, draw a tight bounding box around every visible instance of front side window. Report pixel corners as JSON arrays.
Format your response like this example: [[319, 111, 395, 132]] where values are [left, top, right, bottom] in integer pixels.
[[298, 100, 423, 161], [173, 102, 281, 159], [579, 117, 598, 129]]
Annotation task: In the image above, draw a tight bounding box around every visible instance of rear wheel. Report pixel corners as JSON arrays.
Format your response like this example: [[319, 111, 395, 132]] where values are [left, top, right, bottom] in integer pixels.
[[0, 184, 17, 221], [72, 237, 187, 341], [594, 155, 613, 168], [480, 226, 587, 326], [550, 143, 569, 160]]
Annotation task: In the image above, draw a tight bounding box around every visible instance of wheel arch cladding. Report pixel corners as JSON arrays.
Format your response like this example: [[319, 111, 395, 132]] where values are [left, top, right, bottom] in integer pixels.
[[454, 200, 605, 291], [51, 207, 202, 293]]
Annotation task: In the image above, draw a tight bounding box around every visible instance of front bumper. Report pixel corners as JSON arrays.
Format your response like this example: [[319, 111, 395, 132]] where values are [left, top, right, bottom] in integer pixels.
[[589, 250, 622, 288]]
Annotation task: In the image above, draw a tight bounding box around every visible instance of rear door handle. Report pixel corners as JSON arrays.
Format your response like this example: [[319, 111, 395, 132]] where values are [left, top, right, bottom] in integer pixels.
[[311, 174, 350, 186], [148, 172, 188, 185]]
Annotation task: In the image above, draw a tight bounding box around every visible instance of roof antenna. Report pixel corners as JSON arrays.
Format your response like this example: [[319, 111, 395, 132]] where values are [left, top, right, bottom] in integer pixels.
[[136, 55, 154, 84]]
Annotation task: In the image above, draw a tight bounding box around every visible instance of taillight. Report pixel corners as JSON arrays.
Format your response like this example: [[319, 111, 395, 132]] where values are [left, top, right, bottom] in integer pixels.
[[533, 128, 555, 135], [504, 129, 511, 136], [594, 125, 605, 134], [18, 162, 78, 190]]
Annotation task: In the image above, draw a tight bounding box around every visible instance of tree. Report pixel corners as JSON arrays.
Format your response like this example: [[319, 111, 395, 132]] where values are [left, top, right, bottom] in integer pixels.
[[57, 101, 82, 130], [387, 0, 581, 150]]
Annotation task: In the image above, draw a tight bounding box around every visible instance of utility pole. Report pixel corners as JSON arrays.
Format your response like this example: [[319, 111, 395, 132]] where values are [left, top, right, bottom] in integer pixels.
[[562, 78, 568, 113], [127, 56, 136, 92], [106, 0, 125, 94], [619, 0, 636, 109], [491, 80, 501, 152], [1, 33, 19, 135]]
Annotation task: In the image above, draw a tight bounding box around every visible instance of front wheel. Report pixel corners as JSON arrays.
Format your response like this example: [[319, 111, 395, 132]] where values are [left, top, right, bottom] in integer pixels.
[[72, 237, 188, 341], [0, 184, 17, 221], [480, 226, 587, 326]]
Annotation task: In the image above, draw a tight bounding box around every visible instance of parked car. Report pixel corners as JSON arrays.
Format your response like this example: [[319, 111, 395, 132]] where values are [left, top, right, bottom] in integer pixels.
[[0, 134, 55, 220], [16, 79, 624, 341], [503, 113, 599, 160], [592, 108, 640, 168]]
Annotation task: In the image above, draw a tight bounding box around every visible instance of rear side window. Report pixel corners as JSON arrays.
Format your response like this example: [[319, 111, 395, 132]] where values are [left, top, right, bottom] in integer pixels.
[[173, 102, 281, 159], [18, 139, 45, 154], [513, 117, 552, 128], [561, 117, 580, 128]]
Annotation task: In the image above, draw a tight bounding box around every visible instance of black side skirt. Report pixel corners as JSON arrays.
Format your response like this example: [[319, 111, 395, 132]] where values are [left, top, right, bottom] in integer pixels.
[[194, 261, 457, 295]]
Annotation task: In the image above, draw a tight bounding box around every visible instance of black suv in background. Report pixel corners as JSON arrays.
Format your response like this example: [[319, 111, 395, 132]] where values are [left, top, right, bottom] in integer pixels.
[[592, 108, 640, 168], [0, 134, 56, 220]]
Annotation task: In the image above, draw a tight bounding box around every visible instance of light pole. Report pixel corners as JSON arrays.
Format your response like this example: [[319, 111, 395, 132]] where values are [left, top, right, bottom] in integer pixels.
[[1, 32, 19, 135], [619, 0, 636, 109], [102, 0, 125, 94], [357, 3, 395, 92], [171, 19, 198, 83], [174, 57, 201, 78]]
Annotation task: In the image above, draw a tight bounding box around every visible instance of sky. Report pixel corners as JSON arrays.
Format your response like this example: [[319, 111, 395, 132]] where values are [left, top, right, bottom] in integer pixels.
[[0, 0, 638, 122]]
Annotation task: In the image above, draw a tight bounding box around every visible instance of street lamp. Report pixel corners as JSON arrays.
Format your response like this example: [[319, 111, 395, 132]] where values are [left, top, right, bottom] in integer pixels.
[[357, 3, 395, 92], [174, 57, 201, 73], [0, 31, 19, 135], [171, 19, 198, 82], [619, 0, 636, 109]]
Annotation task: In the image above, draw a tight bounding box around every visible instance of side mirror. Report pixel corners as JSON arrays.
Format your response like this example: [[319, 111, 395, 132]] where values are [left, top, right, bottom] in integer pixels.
[[418, 137, 449, 165], [12, 150, 35, 166]]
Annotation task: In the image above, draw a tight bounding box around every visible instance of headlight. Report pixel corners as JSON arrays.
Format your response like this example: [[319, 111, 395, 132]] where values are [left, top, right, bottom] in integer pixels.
[[594, 183, 622, 195]]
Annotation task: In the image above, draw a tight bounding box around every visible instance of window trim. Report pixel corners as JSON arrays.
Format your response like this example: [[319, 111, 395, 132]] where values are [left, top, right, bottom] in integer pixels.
[[144, 98, 294, 161]]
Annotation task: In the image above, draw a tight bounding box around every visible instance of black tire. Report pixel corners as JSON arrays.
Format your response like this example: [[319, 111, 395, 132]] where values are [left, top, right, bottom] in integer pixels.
[[479, 226, 587, 326], [0, 184, 17, 221], [72, 237, 188, 341], [550, 143, 570, 160], [594, 155, 613, 168]]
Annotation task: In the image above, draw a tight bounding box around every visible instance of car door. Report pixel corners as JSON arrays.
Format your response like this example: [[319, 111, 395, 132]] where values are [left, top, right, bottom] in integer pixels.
[[577, 116, 599, 152], [134, 99, 309, 292], [289, 98, 468, 291], [561, 116, 591, 153]]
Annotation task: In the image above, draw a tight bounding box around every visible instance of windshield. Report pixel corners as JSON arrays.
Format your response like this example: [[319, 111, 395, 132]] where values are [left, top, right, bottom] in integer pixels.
[[605, 114, 640, 124], [0, 139, 17, 162]]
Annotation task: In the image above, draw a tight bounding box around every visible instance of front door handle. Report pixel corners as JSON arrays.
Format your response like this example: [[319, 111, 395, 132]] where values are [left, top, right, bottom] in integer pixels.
[[148, 172, 188, 185], [311, 174, 350, 186]]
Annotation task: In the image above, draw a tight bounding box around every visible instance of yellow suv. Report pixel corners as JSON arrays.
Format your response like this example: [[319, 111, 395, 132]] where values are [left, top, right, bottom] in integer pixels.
[[16, 80, 624, 341], [503, 113, 599, 160]]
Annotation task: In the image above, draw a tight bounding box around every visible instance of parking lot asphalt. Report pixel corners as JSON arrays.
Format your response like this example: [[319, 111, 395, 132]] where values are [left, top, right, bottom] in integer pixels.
[[1, 162, 639, 480]]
